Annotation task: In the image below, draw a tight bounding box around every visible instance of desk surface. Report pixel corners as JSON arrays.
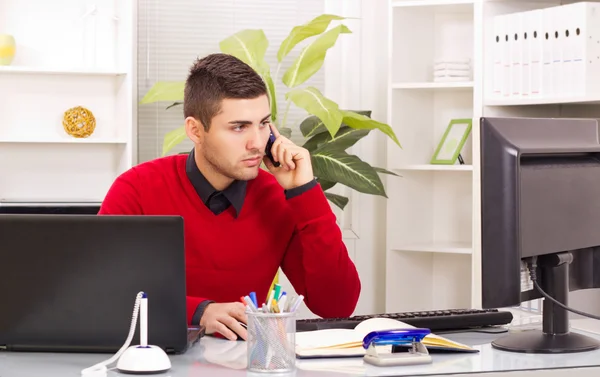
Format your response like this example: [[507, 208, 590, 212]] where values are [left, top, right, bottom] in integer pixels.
[[1, 320, 600, 377]]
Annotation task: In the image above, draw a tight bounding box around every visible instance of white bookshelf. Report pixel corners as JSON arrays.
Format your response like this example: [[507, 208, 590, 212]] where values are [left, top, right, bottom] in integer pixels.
[[0, 0, 136, 204], [385, 0, 600, 314]]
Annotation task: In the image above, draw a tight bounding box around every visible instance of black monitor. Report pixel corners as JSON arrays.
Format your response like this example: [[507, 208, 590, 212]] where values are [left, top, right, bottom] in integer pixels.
[[481, 116, 600, 354]]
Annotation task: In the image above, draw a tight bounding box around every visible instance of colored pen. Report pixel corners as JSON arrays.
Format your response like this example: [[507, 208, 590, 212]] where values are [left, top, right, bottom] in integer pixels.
[[274, 284, 281, 301], [278, 293, 287, 313], [140, 292, 148, 347], [249, 291, 258, 307], [243, 296, 258, 312], [266, 289, 275, 311]]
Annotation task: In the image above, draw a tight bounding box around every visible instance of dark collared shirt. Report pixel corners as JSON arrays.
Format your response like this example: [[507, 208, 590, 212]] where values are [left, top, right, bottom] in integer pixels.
[[185, 149, 317, 218]]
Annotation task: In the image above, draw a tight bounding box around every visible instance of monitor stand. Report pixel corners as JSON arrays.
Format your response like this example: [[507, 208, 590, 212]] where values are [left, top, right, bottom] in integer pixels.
[[492, 252, 600, 354]]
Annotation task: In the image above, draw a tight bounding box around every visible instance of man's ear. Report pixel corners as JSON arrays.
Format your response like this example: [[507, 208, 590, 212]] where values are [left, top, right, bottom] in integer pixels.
[[185, 117, 205, 144]]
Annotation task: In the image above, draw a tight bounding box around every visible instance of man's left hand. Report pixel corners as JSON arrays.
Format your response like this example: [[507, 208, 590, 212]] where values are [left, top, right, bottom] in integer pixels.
[[263, 125, 314, 190]]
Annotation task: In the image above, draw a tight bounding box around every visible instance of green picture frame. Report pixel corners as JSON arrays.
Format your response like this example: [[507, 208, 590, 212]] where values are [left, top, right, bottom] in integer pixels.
[[430, 118, 473, 165]]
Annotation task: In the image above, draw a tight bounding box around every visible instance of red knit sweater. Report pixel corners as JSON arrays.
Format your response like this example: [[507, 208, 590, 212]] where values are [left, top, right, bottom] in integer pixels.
[[98, 154, 361, 324]]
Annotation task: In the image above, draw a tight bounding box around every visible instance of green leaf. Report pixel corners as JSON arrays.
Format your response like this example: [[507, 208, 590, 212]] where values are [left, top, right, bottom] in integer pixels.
[[166, 102, 182, 110], [374, 167, 399, 176], [162, 126, 187, 156], [317, 178, 336, 191], [279, 127, 293, 138], [341, 110, 401, 148], [219, 29, 277, 120], [324, 192, 349, 211], [303, 126, 370, 152], [300, 110, 371, 138], [264, 70, 278, 122], [219, 29, 269, 70], [311, 148, 386, 197], [286, 87, 343, 137], [140, 82, 185, 104], [282, 24, 352, 88], [277, 14, 346, 62]]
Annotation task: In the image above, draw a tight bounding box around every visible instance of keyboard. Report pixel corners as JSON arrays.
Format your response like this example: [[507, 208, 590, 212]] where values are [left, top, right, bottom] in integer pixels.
[[296, 308, 513, 333]]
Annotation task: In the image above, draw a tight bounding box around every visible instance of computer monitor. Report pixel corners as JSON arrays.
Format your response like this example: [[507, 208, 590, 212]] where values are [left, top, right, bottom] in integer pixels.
[[481, 116, 600, 354]]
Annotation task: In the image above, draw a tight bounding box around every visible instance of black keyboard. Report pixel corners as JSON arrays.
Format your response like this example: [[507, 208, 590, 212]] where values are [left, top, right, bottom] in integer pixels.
[[296, 308, 513, 333]]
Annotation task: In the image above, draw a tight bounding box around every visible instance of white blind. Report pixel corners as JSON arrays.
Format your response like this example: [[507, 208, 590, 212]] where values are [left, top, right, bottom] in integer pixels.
[[137, 0, 326, 163]]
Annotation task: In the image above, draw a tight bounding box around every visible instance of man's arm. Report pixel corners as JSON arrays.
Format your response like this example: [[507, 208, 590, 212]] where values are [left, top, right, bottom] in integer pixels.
[[280, 183, 361, 318], [98, 170, 212, 326]]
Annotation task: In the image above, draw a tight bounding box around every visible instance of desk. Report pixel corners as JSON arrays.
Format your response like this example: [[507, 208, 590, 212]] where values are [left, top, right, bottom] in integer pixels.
[[1, 321, 600, 377]]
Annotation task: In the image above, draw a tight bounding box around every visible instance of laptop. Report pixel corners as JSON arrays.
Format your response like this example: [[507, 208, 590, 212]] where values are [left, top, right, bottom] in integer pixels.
[[0, 214, 192, 354]]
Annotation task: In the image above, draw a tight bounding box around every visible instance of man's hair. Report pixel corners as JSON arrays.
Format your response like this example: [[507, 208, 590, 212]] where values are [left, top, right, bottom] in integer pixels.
[[184, 53, 268, 131]]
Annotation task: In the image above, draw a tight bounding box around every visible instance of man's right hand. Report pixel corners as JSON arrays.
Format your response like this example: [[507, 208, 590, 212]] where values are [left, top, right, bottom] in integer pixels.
[[200, 302, 248, 341]]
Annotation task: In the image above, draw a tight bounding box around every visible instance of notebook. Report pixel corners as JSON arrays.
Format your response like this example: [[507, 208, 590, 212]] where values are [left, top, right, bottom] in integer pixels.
[[295, 317, 477, 359]]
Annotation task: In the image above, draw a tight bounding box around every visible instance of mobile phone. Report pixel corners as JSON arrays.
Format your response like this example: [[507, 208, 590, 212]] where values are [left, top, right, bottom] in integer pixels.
[[265, 130, 280, 167]]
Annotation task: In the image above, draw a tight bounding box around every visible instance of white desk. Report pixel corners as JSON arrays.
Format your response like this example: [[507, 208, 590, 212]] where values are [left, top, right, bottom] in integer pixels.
[[1, 320, 600, 377]]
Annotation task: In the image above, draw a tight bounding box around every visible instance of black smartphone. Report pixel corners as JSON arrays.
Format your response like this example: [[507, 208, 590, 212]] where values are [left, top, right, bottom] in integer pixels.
[[265, 129, 280, 167]]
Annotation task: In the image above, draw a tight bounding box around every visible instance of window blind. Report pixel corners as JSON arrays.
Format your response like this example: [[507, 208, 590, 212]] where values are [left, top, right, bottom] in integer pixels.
[[137, 0, 326, 163]]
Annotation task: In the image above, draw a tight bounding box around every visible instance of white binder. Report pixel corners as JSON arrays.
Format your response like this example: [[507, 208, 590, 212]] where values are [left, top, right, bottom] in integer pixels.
[[527, 9, 543, 97], [509, 12, 523, 98], [492, 15, 504, 97], [541, 7, 554, 97]]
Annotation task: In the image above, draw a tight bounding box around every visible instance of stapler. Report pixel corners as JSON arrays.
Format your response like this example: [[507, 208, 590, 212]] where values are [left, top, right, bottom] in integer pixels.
[[362, 328, 433, 367]]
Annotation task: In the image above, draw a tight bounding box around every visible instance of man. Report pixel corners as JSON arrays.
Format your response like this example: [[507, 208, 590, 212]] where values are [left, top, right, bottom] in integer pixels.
[[99, 53, 361, 341]]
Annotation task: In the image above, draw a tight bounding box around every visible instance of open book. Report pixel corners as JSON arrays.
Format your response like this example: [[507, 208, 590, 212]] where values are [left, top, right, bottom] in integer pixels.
[[295, 317, 477, 359]]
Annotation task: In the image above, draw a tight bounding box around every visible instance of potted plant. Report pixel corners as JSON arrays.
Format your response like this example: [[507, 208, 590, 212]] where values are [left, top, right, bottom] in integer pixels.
[[139, 14, 401, 210]]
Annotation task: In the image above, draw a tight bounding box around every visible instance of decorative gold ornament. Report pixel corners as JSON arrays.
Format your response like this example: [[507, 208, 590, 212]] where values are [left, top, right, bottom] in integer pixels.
[[62, 106, 96, 138]]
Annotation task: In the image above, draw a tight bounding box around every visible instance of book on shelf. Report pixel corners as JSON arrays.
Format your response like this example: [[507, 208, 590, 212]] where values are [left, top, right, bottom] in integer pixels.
[[295, 317, 476, 359]]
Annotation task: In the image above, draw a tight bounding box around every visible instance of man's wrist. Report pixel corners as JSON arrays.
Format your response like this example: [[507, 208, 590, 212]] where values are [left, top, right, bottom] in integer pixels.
[[192, 299, 214, 326], [285, 178, 317, 200]]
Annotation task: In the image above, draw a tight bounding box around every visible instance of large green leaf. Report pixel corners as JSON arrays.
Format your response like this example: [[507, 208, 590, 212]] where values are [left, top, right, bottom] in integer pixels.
[[286, 87, 343, 137], [219, 29, 277, 120], [279, 127, 293, 138], [140, 82, 185, 104], [219, 29, 269, 70], [341, 110, 401, 147], [324, 192, 349, 211], [282, 24, 351, 88], [317, 178, 336, 191], [374, 167, 399, 176], [277, 14, 346, 62], [162, 126, 187, 156], [299, 110, 371, 138], [303, 126, 370, 153], [311, 148, 386, 197]]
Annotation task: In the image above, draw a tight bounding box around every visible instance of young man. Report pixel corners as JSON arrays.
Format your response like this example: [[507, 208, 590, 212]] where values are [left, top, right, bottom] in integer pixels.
[[99, 53, 361, 341]]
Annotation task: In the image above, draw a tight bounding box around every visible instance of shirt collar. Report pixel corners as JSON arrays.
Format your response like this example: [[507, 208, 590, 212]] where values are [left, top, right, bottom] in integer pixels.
[[185, 149, 246, 217]]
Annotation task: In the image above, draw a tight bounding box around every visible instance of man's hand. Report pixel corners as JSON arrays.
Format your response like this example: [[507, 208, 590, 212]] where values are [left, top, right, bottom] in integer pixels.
[[200, 302, 247, 341], [264, 125, 314, 190]]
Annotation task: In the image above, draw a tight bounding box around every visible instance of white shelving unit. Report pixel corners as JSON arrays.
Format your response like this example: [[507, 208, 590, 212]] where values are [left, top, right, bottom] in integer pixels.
[[0, 0, 136, 204], [385, 0, 600, 313]]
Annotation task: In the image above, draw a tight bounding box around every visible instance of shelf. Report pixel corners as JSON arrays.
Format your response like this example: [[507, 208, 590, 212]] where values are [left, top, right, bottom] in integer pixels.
[[395, 164, 473, 171], [391, 0, 474, 11], [0, 66, 127, 76], [392, 81, 473, 90], [0, 138, 128, 144], [393, 242, 472, 254], [485, 96, 600, 107]]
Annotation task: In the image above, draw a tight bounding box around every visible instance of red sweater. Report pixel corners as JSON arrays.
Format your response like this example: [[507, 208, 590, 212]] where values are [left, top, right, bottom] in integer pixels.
[[98, 154, 361, 324]]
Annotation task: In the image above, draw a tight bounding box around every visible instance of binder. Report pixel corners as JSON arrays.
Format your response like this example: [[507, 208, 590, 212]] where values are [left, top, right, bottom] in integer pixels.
[[541, 7, 554, 97], [492, 15, 504, 97], [527, 9, 543, 97], [551, 6, 564, 97], [509, 12, 523, 98]]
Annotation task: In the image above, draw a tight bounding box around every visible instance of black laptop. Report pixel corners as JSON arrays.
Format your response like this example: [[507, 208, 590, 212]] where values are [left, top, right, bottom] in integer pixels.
[[0, 214, 191, 354]]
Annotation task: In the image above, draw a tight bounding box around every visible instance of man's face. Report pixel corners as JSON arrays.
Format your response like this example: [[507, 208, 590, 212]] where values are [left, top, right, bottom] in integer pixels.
[[199, 94, 271, 182]]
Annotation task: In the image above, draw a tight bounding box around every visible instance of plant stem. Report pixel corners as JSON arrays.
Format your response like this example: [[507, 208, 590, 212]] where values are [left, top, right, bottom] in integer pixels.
[[282, 99, 292, 128], [275, 62, 282, 83]]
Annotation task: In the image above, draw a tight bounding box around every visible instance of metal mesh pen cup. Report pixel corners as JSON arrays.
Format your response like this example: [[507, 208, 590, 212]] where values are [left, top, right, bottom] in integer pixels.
[[247, 310, 296, 373]]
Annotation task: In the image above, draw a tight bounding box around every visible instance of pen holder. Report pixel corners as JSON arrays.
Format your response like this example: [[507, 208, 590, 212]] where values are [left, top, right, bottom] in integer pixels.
[[247, 311, 296, 373]]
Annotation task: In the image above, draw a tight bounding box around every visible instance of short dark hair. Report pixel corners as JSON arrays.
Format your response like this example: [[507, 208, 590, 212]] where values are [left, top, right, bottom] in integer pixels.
[[184, 53, 268, 131]]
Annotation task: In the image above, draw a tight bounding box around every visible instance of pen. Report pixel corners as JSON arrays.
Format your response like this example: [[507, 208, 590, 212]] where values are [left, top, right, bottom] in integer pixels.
[[243, 296, 258, 312], [266, 289, 275, 311], [140, 292, 148, 347], [290, 295, 304, 312], [274, 284, 281, 301], [249, 291, 258, 307], [278, 293, 287, 313]]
